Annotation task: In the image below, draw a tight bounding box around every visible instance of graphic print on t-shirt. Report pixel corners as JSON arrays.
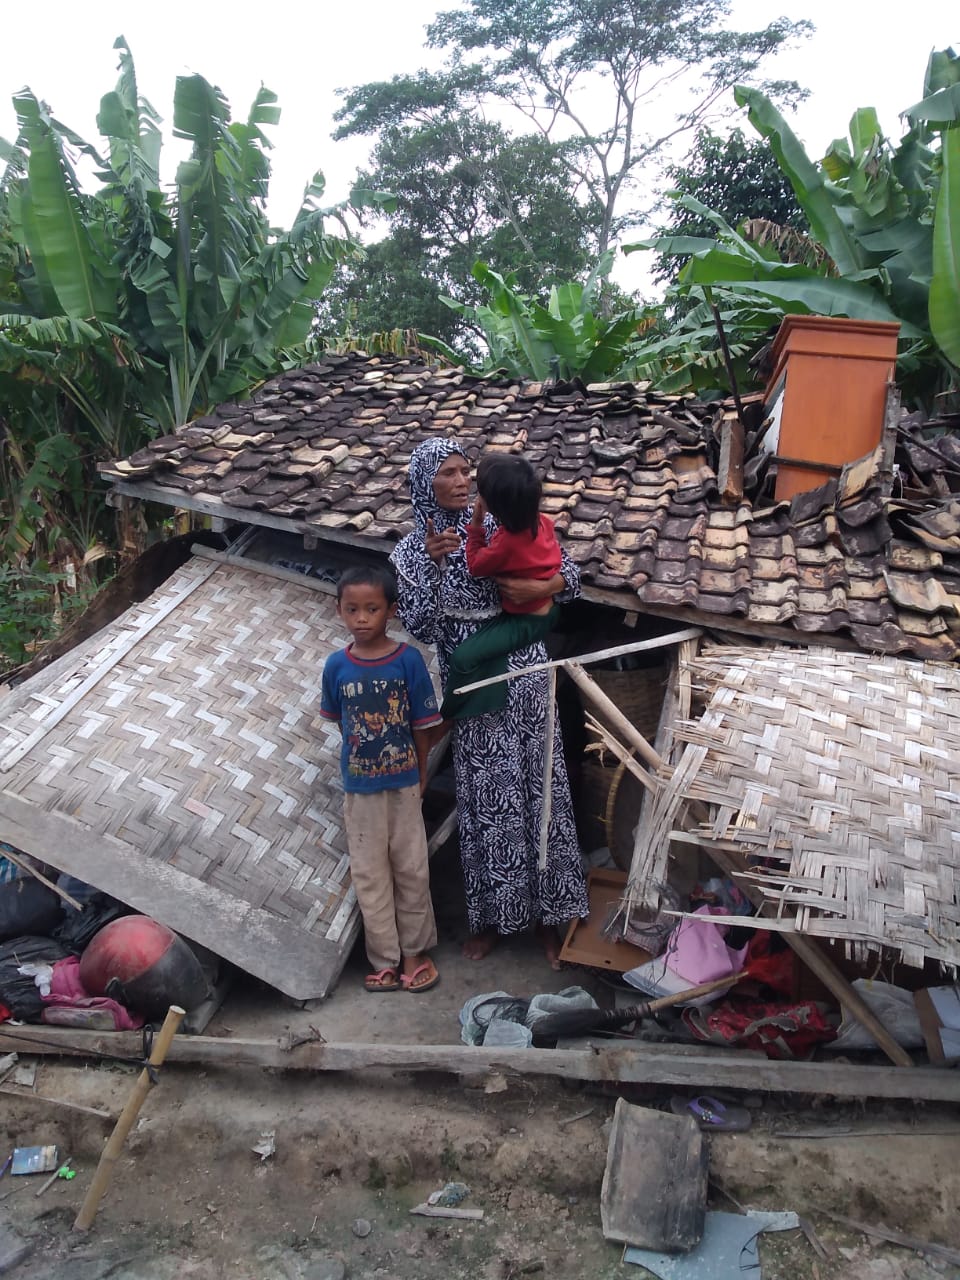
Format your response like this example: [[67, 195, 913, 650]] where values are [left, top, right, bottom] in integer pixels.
[[342, 677, 416, 781]]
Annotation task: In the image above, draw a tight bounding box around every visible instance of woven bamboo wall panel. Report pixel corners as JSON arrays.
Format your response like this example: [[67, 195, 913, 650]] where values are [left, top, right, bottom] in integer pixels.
[[632, 644, 960, 969], [0, 557, 441, 963]]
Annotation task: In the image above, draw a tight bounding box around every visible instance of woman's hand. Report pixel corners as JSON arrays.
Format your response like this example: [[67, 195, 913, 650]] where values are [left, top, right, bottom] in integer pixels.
[[496, 572, 563, 607], [425, 517, 462, 564]]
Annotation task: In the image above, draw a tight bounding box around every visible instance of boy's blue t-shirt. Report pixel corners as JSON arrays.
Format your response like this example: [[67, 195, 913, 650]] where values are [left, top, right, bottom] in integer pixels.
[[319, 642, 441, 793]]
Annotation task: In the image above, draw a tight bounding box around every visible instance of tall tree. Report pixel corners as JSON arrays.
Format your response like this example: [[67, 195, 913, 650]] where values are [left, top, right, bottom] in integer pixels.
[[318, 112, 599, 348], [335, 0, 812, 263]]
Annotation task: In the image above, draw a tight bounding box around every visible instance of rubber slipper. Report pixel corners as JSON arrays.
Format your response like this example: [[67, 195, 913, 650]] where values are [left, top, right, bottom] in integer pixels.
[[401, 959, 440, 993], [364, 967, 401, 993], [669, 1094, 751, 1131]]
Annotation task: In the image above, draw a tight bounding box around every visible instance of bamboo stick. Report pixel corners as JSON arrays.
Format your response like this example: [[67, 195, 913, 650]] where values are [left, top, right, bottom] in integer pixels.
[[73, 1005, 185, 1232], [0, 845, 82, 910], [450, 628, 701, 696], [565, 661, 662, 772]]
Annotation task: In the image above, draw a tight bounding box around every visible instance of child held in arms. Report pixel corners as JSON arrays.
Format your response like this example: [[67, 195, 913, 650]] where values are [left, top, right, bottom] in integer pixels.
[[320, 565, 442, 994], [440, 452, 562, 721]]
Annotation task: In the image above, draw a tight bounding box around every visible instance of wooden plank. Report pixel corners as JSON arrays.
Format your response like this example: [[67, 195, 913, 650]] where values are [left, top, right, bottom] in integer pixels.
[[580, 588, 863, 654], [0, 559, 219, 772], [110, 481, 390, 557], [718, 417, 745, 504], [0, 790, 346, 1002], [601, 1099, 706, 1250], [0, 1028, 956, 1102]]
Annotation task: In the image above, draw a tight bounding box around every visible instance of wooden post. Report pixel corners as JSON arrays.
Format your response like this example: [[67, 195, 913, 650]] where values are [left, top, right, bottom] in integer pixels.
[[73, 1005, 185, 1232], [539, 668, 557, 872]]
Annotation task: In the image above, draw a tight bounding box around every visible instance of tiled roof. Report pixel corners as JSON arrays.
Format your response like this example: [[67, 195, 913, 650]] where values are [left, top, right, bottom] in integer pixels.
[[102, 352, 960, 662]]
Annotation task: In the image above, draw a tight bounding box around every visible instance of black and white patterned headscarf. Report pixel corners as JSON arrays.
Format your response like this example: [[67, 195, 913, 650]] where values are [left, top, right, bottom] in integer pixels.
[[407, 438, 470, 535]]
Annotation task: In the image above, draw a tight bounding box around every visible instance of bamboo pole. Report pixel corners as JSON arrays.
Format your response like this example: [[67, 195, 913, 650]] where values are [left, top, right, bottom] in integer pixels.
[[538, 668, 557, 872], [450, 628, 701, 697], [73, 1005, 185, 1232], [565, 661, 662, 772]]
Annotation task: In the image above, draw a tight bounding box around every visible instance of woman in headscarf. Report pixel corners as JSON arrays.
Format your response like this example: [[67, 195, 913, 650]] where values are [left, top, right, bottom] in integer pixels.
[[391, 439, 588, 965]]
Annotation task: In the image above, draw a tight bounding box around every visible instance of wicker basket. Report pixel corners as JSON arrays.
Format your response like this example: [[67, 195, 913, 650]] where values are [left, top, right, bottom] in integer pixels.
[[577, 757, 621, 854], [587, 660, 668, 744]]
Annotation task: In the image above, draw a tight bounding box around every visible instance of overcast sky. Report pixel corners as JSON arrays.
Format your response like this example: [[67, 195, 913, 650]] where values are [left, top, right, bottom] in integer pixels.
[[1, 1, 955, 295]]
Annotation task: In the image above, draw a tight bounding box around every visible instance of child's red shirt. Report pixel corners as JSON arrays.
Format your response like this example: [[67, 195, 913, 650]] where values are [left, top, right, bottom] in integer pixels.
[[465, 514, 562, 614]]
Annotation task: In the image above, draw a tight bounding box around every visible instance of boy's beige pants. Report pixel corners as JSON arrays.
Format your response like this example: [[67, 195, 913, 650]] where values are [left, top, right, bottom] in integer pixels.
[[343, 783, 438, 972]]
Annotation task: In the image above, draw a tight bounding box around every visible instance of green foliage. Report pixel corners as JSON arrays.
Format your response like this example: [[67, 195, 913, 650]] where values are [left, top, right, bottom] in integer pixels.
[[0, 37, 373, 656], [330, 1, 810, 342], [319, 113, 598, 350], [0, 561, 101, 669], [651, 128, 807, 285], [624, 49, 960, 410], [423, 252, 640, 382]]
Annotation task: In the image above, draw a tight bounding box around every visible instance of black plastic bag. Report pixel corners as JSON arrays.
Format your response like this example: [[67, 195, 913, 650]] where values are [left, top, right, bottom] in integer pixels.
[[53, 893, 130, 955], [0, 878, 61, 942], [0, 935, 69, 1021]]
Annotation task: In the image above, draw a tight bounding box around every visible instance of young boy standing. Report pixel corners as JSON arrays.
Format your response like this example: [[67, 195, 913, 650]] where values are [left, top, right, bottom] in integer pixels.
[[320, 565, 442, 993]]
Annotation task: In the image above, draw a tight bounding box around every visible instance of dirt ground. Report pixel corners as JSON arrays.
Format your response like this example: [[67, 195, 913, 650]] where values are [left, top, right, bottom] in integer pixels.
[[2, 851, 959, 1278], [2, 987, 959, 1279]]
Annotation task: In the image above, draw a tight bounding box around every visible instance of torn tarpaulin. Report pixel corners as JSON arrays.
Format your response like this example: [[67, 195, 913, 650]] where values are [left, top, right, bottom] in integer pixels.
[[624, 1210, 800, 1278]]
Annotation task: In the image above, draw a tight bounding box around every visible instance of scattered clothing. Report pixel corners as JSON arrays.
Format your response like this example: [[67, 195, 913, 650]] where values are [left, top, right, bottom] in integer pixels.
[[682, 998, 838, 1059], [42, 956, 143, 1031], [624, 1210, 800, 1277]]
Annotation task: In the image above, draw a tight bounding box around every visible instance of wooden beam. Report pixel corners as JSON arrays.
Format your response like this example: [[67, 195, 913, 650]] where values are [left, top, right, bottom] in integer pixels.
[[0, 1028, 954, 1102], [0, 790, 346, 1002], [109, 481, 391, 558], [189, 543, 337, 596], [718, 417, 745, 504]]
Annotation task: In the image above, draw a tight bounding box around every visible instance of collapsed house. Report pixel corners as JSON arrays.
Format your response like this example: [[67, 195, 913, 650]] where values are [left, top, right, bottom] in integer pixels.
[[0, 321, 958, 1049]]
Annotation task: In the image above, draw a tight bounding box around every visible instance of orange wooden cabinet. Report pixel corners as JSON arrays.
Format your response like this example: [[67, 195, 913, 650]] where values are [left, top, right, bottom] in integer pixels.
[[763, 315, 900, 501]]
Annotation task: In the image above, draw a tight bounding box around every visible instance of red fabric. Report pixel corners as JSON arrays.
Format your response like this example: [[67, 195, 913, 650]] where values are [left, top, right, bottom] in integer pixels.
[[682, 998, 838, 1060], [741, 931, 795, 997], [0, 1002, 9, 1023], [43, 956, 143, 1031], [465, 515, 562, 614]]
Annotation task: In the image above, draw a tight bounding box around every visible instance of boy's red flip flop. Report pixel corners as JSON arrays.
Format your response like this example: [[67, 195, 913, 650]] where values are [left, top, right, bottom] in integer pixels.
[[401, 959, 440, 993], [365, 967, 401, 993]]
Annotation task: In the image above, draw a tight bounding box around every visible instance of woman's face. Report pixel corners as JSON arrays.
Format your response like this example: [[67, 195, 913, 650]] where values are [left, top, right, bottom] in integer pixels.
[[432, 454, 472, 511]]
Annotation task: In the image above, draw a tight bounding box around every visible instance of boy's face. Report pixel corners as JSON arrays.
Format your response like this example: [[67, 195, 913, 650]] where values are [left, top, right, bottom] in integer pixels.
[[337, 582, 396, 644]]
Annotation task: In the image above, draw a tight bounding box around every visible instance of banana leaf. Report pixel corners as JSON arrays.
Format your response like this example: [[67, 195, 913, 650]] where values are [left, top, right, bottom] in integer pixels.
[[930, 127, 960, 367]]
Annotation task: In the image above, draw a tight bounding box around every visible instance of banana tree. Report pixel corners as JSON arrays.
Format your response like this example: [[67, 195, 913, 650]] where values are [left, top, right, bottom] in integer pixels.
[[0, 37, 390, 658], [626, 49, 960, 411], [423, 251, 640, 381]]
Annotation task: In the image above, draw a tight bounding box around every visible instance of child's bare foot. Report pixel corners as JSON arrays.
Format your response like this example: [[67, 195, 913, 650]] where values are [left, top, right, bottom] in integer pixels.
[[535, 923, 563, 971], [400, 953, 440, 992], [462, 929, 498, 961]]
